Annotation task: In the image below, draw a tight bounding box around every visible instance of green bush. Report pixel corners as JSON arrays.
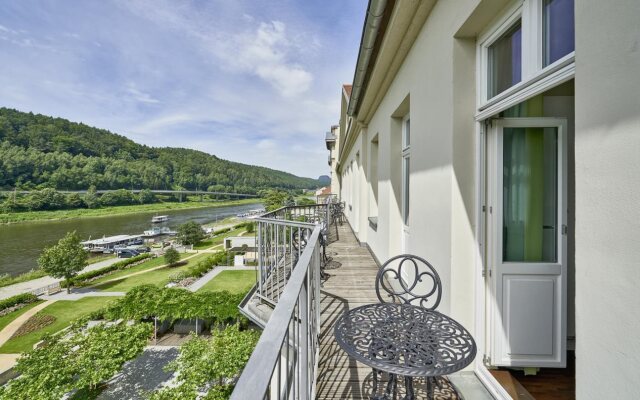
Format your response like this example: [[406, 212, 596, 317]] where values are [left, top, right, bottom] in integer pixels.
[[212, 227, 231, 236], [0, 293, 38, 313], [164, 248, 180, 265], [100, 285, 245, 324], [63, 253, 153, 287]]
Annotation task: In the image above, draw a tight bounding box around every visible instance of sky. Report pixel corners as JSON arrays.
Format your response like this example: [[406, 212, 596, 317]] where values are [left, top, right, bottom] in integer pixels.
[[0, 0, 366, 179]]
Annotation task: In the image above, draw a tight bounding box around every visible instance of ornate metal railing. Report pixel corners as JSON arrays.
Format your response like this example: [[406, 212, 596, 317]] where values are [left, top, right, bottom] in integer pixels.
[[231, 226, 322, 400]]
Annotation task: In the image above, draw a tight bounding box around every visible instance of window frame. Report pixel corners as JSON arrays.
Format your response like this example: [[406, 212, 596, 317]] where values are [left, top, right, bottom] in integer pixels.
[[477, 0, 575, 108], [401, 114, 411, 228]]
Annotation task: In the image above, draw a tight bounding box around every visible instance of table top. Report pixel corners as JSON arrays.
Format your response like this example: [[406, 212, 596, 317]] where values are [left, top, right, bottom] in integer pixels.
[[334, 303, 477, 377]]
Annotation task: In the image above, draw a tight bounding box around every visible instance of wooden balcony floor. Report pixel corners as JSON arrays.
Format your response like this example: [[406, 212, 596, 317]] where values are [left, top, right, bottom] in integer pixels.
[[316, 223, 494, 400]]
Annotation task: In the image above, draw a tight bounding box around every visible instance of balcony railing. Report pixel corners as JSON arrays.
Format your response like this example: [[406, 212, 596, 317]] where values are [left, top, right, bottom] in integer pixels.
[[232, 203, 332, 399]]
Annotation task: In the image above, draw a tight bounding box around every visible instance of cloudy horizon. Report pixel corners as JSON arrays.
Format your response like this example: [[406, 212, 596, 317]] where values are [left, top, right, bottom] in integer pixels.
[[0, 0, 365, 179]]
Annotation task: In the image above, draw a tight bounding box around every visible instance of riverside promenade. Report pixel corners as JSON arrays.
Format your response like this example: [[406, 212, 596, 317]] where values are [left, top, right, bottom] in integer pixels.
[[0, 257, 122, 300]]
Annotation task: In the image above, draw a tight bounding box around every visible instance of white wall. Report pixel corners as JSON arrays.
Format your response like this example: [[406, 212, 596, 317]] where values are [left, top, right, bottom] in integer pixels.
[[342, 0, 482, 329], [574, 0, 640, 397]]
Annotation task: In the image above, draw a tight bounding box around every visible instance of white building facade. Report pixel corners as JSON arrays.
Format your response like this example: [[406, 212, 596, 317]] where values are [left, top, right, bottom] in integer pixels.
[[332, 0, 640, 398]]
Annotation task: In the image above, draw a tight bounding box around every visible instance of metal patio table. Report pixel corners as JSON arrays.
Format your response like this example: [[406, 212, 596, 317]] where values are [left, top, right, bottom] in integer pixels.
[[334, 303, 477, 399]]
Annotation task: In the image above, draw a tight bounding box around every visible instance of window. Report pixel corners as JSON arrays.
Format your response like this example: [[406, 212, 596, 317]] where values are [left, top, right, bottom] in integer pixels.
[[401, 116, 410, 226], [543, 0, 575, 66], [479, 0, 575, 104], [370, 135, 379, 204], [488, 21, 522, 98]]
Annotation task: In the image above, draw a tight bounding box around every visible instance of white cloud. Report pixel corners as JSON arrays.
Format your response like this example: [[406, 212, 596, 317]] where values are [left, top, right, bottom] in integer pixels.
[[125, 83, 160, 104], [232, 21, 313, 97]]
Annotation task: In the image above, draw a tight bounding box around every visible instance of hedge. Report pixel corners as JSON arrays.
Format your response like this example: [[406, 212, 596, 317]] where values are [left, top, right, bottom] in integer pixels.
[[169, 251, 231, 283], [0, 293, 38, 313], [62, 253, 154, 288]]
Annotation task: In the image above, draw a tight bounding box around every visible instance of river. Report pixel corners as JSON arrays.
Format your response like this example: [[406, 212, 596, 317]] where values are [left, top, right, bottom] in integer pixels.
[[0, 202, 263, 277]]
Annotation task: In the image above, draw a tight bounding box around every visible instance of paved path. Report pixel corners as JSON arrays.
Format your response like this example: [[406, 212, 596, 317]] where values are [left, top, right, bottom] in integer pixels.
[[0, 257, 121, 300], [0, 300, 55, 348], [188, 266, 257, 292], [97, 347, 179, 400], [41, 290, 125, 301], [0, 354, 20, 374]]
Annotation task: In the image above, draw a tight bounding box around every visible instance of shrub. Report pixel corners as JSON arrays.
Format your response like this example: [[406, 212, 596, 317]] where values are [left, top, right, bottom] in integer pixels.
[[164, 248, 180, 266], [63, 253, 153, 287], [0, 293, 38, 314]]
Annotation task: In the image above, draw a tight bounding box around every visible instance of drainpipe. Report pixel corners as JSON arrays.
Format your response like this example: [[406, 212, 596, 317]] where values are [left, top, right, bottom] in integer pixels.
[[347, 0, 387, 117]]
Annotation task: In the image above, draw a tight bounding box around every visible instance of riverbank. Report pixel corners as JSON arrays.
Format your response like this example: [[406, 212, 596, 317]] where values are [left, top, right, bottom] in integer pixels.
[[0, 198, 261, 224]]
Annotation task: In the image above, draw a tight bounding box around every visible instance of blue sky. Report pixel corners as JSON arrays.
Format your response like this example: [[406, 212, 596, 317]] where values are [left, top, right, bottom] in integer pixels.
[[0, 0, 366, 178]]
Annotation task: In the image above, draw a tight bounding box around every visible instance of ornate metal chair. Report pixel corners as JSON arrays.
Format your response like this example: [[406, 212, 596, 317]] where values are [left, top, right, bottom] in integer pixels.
[[375, 254, 442, 310], [373, 254, 443, 399]]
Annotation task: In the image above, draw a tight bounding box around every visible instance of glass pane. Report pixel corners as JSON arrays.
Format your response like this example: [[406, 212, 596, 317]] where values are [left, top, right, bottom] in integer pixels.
[[488, 21, 522, 98], [403, 156, 410, 225], [544, 0, 575, 66], [503, 127, 558, 262], [404, 118, 411, 148]]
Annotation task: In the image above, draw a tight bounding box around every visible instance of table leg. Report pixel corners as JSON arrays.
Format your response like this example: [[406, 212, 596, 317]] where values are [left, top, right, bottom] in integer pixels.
[[384, 373, 397, 399], [426, 377, 434, 400], [402, 376, 415, 400], [371, 369, 379, 398]]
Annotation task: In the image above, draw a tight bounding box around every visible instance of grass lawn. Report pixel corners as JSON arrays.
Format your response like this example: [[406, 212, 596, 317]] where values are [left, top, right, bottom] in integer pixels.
[[94, 253, 212, 292], [86, 253, 189, 286], [0, 301, 44, 332], [193, 227, 247, 250], [0, 297, 117, 354], [197, 270, 256, 294]]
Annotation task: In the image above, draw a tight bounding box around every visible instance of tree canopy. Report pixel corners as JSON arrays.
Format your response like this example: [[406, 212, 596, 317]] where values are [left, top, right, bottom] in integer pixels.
[[0, 108, 321, 193], [176, 221, 206, 246], [37, 231, 88, 293]]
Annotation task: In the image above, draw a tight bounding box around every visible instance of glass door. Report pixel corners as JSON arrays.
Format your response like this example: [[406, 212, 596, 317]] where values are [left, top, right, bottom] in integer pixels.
[[487, 118, 568, 367]]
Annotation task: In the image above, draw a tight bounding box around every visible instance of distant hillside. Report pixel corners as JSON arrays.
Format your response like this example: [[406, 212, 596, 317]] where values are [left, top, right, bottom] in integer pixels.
[[318, 175, 331, 186], [0, 108, 320, 194]]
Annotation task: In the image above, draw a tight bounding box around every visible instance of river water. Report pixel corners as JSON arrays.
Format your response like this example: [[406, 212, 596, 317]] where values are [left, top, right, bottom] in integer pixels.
[[0, 203, 262, 277]]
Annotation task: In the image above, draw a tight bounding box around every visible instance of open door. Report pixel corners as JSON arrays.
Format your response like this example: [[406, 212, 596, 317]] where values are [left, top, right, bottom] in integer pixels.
[[487, 117, 567, 368]]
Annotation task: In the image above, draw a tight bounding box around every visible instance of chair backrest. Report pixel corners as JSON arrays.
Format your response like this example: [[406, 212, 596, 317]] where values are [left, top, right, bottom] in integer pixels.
[[375, 254, 442, 310]]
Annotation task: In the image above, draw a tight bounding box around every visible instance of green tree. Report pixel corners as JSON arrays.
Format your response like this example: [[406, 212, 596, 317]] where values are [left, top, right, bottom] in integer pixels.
[[138, 188, 155, 204], [150, 325, 259, 399], [65, 192, 84, 208], [263, 190, 293, 211], [37, 231, 87, 293], [176, 221, 206, 245], [84, 185, 99, 209], [164, 248, 180, 266]]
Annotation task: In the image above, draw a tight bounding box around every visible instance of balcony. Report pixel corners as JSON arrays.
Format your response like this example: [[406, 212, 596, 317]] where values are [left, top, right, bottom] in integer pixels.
[[325, 131, 336, 150], [232, 205, 493, 399]]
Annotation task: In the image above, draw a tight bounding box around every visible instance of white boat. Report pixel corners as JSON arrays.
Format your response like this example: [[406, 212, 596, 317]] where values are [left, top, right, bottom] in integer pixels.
[[236, 208, 266, 218], [144, 227, 177, 237], [151, 215, 169, 223]]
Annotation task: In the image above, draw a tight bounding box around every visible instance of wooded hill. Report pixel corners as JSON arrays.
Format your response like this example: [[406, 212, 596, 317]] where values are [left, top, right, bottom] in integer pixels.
[[0, 108, 320, 194]]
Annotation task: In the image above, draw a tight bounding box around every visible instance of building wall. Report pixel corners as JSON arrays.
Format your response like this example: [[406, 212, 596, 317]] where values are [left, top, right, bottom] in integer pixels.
[[574, 0, 640, 397], [340, 0, 481, 330]]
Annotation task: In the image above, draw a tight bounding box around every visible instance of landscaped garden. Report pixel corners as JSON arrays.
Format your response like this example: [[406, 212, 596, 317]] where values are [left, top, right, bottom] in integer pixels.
[[0, 300, 44, 332], [93, 252, 213, 292], [0, 296, 118, 354], [0, 220, 262, 400]]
